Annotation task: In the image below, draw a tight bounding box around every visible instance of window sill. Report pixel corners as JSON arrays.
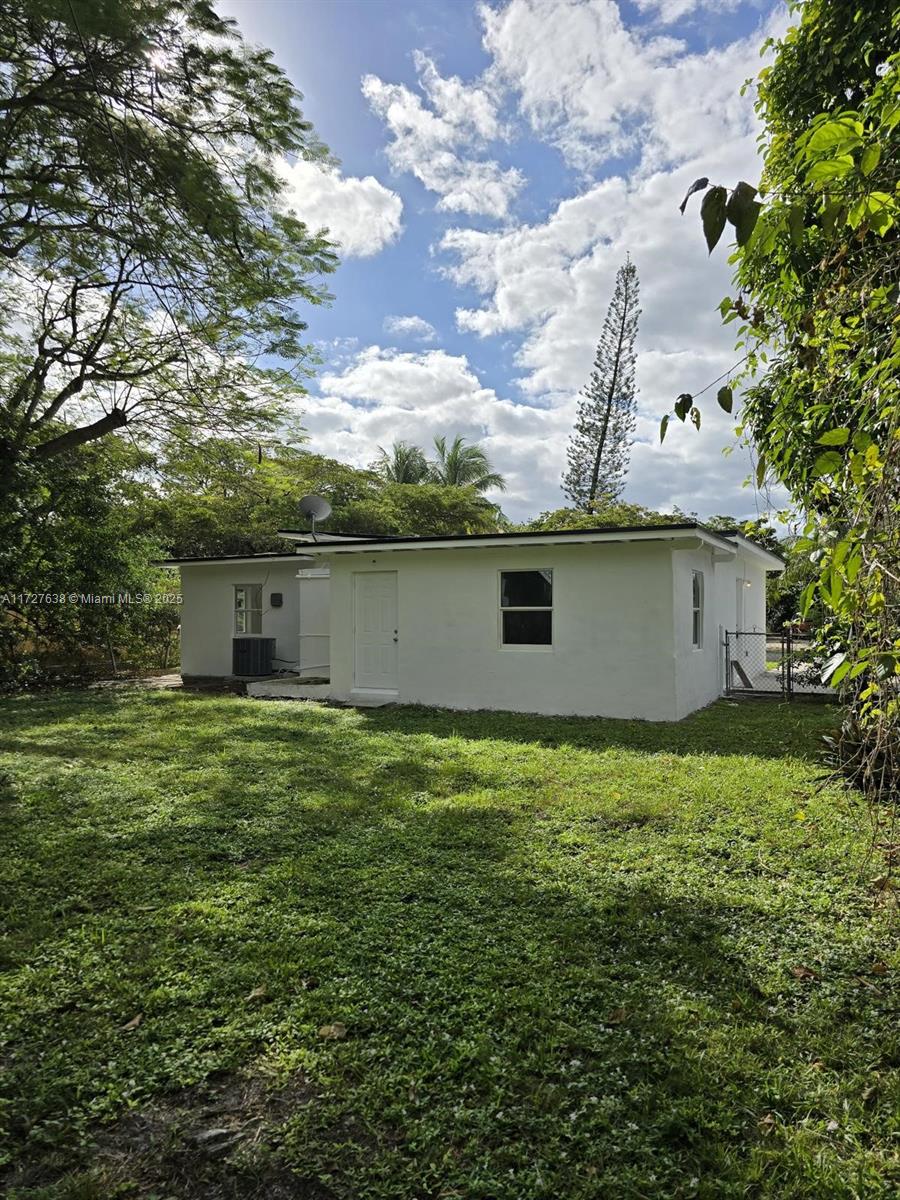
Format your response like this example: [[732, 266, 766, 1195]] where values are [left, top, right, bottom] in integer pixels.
[[499, 643, 554, 653]]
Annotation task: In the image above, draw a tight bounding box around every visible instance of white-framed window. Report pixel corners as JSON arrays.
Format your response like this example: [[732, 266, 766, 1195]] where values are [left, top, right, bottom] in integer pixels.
[[691, 570, 704, 649], [500, 569, 553, 646], [234, 584, 262, 635]]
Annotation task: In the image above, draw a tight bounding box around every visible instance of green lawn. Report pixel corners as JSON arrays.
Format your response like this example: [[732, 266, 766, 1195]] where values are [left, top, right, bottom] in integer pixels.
[[0, 692, 897, 1199]]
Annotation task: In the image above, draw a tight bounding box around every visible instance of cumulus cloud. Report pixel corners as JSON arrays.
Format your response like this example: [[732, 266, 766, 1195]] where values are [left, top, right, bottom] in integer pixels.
[[299, 0, 790, 522], [634, 0, 746, 25], [279, 158, 403, 258], [418, 0, 791, 518], [383, 314, 438, 342], [361, 53, 524, 218], [300, 344, 769, 521], [480, 0, 776, 171]]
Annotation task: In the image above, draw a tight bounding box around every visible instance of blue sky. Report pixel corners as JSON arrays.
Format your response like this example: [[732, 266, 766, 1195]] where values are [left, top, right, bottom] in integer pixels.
[[218, 0, 787, 521]]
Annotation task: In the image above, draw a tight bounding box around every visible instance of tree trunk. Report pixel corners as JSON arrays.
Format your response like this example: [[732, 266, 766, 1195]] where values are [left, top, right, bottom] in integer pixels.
[[588, 274, 631, 506]]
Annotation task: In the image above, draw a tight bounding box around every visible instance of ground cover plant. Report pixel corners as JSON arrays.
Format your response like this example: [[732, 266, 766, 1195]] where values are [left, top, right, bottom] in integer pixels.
[[0, 692, 897, 1199]]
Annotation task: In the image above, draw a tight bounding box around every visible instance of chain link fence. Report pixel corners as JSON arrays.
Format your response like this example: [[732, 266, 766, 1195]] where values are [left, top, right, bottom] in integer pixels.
[[724, 630, 832, 699]]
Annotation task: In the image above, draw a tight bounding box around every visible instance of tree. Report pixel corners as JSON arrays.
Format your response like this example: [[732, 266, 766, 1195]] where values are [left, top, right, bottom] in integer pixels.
[[665, 1, 900, 808], [519, 500, 684, 533], [563, 258, 641, 510], [0, 0, 337, 472], [151, 437, 504, 557], [372, 441, 430, 484], [0, 436, 178, 685], [429, 434, 506, 494]]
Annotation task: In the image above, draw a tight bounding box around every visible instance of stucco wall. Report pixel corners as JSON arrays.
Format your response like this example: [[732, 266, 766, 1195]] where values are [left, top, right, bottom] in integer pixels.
[[671, 545, 721, 719], [670, 545, 769, 716], [178, 561, 329, 677], [326, 542, 681, 720]]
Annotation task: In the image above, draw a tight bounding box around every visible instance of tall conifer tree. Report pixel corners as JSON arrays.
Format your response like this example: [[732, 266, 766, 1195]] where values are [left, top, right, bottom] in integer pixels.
[[563, 258, 641, 509]]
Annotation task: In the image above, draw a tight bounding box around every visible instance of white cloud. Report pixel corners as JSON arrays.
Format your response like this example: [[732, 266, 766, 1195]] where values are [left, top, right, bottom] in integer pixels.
[[299, 0, 790, 523], [301, 344, 773, 522], [480, 0, 775, 170], [634, 0, 747, 26], [417, 0, 790, 519], [361, 53, 524, 219], [278, 158, 403, 258], [383, 314, 438, 342]]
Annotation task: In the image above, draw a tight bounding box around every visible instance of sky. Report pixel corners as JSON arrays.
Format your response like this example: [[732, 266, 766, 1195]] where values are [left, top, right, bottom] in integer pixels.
[[217, 0, 790, 523]]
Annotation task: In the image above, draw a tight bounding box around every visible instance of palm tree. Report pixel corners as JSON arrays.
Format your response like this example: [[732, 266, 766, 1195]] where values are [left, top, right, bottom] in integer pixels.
[[372, 440, 430, 484], [428, 435, 506, 494]]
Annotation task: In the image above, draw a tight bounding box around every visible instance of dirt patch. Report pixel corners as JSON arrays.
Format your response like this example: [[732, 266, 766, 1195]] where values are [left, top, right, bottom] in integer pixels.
[[6, 1071, 335, 1200]]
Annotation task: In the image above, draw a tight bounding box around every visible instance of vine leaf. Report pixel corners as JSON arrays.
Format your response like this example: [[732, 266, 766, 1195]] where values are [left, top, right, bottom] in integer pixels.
[[679, 176, 710, 214], [660, 414, 670, 443], [725, 181, 762, 246], [817, 427, 850, 446], [701, 186, 728, 253], [717, 385, 734, 413], [674, 393, 693, 421]]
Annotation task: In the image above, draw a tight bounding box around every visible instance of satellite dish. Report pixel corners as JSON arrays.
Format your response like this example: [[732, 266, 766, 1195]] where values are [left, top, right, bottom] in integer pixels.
[[298, 494, 332, 539]]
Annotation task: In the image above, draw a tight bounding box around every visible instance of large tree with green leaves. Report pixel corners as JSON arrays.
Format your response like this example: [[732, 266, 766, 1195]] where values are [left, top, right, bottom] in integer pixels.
[[152, 436, 504, 556], [0, 0, 337, 470], [563, 257, 641, 510], [665, 1, 900, 807]]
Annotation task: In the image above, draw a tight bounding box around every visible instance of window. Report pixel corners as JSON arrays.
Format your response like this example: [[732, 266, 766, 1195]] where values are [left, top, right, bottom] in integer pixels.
[[691, 570, 704, 648], [500, 569, 552, 646], [234, 584, 262, 635]]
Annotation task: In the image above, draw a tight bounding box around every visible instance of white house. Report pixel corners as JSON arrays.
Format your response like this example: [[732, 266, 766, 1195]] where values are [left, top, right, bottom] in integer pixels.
[[169, 551, 331, 679], [166, 522, 783, 722]]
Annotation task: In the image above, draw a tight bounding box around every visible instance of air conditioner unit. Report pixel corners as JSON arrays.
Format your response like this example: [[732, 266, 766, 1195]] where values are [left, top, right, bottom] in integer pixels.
[[232, 637, 276, 676]]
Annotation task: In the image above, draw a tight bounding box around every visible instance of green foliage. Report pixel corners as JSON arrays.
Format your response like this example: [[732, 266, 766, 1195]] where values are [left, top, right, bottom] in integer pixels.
[[372, 441, 431, 484], [663, 1, 900, 805], [153, 436, 503, 555], [428, 434, 507, 494], [0, 693, 895, 1198], [519, 501, 686, 532], [563, 258, 641, 508], [0, 438, 177, 685], [0, 0, 337, 464]]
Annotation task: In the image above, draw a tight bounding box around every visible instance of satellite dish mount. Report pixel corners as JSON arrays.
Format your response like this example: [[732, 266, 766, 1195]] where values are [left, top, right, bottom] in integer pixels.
[[298, 494, 332, 541]]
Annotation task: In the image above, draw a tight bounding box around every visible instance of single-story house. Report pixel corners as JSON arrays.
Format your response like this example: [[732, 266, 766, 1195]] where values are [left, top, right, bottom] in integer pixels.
[[165, 522, 783, 722]]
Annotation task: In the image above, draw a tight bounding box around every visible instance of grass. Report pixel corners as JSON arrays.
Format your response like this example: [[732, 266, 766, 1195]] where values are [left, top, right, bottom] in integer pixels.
[[0, 691, 897, 1199]]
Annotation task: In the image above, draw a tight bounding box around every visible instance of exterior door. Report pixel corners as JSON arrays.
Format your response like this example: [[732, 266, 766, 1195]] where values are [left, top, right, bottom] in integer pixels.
[[353, 571, 398, 690]]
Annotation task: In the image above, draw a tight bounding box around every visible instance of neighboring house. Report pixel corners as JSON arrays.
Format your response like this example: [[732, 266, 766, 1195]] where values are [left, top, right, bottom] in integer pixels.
[[165, 522, 782, 721]]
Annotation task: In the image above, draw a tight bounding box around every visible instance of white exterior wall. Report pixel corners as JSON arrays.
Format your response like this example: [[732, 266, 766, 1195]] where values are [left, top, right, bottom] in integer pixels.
[[326, 542, 681, 720], [670, 545, 769, 717], [671, 546, 722, 719], [178, 561, 330, 677]]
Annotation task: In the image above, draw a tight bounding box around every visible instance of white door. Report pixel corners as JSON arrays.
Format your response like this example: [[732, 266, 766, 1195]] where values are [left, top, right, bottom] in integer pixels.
[[353, 571, 398, 691]]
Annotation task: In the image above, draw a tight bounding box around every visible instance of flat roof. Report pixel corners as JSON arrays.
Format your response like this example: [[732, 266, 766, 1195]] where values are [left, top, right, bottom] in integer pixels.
[[157, 551, 315, 567], [277, 522, 784, 569]]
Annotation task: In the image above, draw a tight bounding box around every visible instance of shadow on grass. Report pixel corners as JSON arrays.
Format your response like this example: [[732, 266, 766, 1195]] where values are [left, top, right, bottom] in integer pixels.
[[0, 694, 891, 1199], [0, 687, 838, 765]]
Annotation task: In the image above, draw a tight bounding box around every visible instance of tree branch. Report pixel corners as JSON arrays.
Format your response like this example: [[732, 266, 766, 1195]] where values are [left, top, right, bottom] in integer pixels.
[[30, 408, 128, 459]]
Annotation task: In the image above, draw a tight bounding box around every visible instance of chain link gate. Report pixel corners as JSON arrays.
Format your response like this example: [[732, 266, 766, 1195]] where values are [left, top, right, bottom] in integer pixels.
[[724, 629, 832, 699]]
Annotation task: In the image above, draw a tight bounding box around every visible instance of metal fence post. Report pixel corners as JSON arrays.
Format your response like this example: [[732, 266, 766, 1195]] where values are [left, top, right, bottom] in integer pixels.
[[724, 630, 732, 696]]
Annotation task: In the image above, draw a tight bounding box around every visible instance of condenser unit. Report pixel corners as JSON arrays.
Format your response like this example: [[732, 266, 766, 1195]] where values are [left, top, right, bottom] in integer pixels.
[[232, 637, 276, 676]]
